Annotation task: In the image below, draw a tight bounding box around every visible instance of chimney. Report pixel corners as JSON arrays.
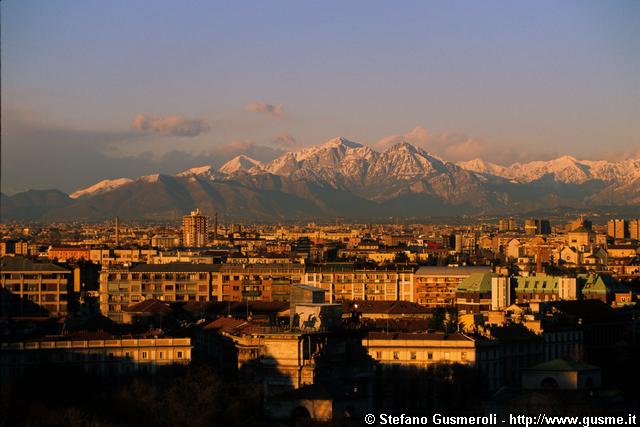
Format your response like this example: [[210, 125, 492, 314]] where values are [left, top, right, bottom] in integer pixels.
[[536, 247, 543, 274], [214, 211, 218, 243], [115, 216, 120, 246]]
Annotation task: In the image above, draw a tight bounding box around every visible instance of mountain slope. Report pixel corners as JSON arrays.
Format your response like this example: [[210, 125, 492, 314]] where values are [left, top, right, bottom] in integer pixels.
[[70, 178, 134, 199], [1, 190, 73, 221], [3, 138, 639, 221]]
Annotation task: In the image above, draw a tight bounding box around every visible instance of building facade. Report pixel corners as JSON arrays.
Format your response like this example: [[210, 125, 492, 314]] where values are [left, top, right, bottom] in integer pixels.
[[1, 257, 71, 317], [182, 208, 208, 247], [0, 336, 191, 382], [99, 263, 220, 321]]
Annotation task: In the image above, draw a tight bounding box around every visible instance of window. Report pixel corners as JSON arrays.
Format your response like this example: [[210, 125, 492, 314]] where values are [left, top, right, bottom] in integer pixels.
[[410, 352, 416, 360], [158, 352, 163, 359], [461, 352, 467, 361], [141, 351, 148, 359], [376, 351, 382, 359], [427, 352, 433, 360], [177, 351, 183, 359], [393, 352, 399, 360]]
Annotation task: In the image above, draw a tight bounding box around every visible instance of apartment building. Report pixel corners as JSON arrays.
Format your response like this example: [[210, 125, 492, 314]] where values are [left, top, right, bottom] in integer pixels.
[[99, 263, 220, 321], [304, 264, 414, 303], [413, 266, 490, 308], [1, 256, 71, 317], [217, 263, 304, 302], [48, 246, 91, 262], [182, 208, 208, 247]]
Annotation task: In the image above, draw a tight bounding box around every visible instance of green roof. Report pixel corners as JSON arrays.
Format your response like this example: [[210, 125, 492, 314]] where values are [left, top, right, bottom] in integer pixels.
[[456, 272, 493, 293], [514, 274, 561, 294], [578, 274, 627, 294]]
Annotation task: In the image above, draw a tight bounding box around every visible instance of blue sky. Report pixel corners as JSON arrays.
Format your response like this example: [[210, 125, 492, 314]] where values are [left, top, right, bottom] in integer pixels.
[[2, 0, 639, 193]]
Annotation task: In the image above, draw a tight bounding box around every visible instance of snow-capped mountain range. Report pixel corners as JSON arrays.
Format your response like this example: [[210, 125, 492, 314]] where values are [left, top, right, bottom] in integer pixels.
[[3, 137, 639, 221], [458, 156, 640, 184]]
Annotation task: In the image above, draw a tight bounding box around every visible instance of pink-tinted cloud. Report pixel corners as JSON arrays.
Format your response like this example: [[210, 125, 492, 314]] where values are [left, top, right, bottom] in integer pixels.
[[376, 125, 485, 160], [376, 125, 562, 165], [270, 133, 299, 150], [131, 114, 210, 137], [595, 147, 640, 162], [244, 100, 285, 117]]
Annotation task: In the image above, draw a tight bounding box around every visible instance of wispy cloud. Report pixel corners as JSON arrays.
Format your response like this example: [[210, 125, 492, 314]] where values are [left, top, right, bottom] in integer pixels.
[[595, 147, 640, 162], [269, 133, 299, 150], [377, 126, 485, 160], [376, 125, 561, 165], [244, 101, 285, 117], [131, 114, 210, 137], [1, 109, 284, 193]]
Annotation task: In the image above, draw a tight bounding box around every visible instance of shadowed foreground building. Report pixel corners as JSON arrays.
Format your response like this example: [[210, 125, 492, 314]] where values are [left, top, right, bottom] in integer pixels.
[[196, 288, 374, 422], [0, 333, 192, 384], [364, 331, 504, 391]]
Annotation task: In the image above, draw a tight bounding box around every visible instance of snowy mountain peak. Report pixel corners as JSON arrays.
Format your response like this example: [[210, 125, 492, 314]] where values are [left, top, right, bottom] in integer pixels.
[[177, 165, 214, 177], [457, 155, 640, 184], [321, 137, 362, 149], [385, 141, 418, 152], [219, 155, 264, 175], [70, 178, 133, 199], [139, 174, 160, 183], [64, 136, 640, 208], [457, 158, 507, 176], [368, 141, 447, 180], [556, 155, 577, 162]]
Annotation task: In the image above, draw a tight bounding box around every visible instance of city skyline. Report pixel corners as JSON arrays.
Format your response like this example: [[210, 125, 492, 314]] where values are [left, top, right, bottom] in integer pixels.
[[2, 2, 640, 425], [2, 0, 640, 193]]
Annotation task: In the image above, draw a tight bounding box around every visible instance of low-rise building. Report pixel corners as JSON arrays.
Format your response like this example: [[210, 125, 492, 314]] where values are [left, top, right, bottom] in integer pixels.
[[0, 334, 191, 382], [364, 331, 503, 390]]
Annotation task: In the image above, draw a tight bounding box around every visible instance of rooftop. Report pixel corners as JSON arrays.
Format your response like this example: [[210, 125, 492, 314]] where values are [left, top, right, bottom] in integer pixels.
[[129, 263, 221, 273], [415, 266, 491, 276], [367, 331, 473, 341], [0, 256, 70, 273], [527, 358, 600, 372]]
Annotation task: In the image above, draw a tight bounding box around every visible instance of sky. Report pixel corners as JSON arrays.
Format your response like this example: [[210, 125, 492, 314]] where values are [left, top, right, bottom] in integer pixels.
[[2, 0, 639, 194]]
